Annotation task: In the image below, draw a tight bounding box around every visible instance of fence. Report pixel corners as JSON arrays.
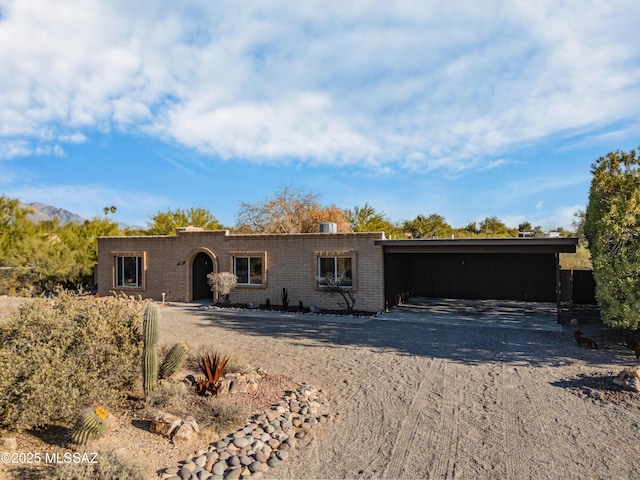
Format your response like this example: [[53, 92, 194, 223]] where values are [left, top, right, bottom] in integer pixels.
[[560, 269, 596, 305]]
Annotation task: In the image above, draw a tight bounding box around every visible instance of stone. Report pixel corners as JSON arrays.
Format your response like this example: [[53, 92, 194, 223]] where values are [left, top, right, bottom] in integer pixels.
[[186, 417, 201, 434], [266, 410, 280, 422], [233, 437, 250, 449], [228, 455, 240, 467], [284, 437, 297, 449], [218, 451, 231, 461], [199, 471, 213, 480], [255, 452, 267, 463], [215, 440, 229, 450], [239, 455, 252, 466], [247, 379, 258, 393], [240, 466, 252, 477], [0, 437, 17, 450], [224, 466, 242, 480], [181, 462, 197, 473], [151, 412, 182, 437], [165, 467, 180, 475], [178, 467, 192, 480], [195, 455, 207, 467], [267, 456, 279, 468], [212, 461, 227, 476], [249, 461, 264, 473], [276, 450, 289, 461], [230, 376, 249, 394], [205, 459, 216, 473], [173, 424, 196, 445], [268, 438, 280, 449]]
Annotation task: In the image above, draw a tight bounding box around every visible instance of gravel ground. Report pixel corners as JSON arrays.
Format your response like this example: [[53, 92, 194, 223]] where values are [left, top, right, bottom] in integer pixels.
[[156, 302, 640, 480]]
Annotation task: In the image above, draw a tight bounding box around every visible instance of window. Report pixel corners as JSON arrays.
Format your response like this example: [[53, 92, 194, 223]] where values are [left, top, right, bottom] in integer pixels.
[[234, 256, 263, 285], [115, 255, 143, 288], [318, 256, 352, 287]]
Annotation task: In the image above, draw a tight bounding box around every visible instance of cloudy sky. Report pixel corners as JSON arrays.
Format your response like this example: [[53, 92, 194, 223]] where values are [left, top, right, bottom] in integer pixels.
[[1, 0, 639, 230]]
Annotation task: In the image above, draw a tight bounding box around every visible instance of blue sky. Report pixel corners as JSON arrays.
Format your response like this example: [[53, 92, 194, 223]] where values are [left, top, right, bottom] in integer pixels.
[[1, 1, 640, 230]]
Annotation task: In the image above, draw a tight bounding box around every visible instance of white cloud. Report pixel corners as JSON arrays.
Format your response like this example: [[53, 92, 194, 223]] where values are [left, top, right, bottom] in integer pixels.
[[1, 0, 640, 171]]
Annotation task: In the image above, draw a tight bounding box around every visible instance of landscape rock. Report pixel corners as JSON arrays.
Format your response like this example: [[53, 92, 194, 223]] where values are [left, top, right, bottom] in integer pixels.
[[163, 384, 331, 479], [151, 412, 183, 437]]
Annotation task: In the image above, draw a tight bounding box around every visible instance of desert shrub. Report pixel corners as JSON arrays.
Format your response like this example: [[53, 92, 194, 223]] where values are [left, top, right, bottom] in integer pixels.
[[185, 344, 252, 375], [0, 292, 145, 431], [47, 447, 151, 480], [144, 380, 247, 442]]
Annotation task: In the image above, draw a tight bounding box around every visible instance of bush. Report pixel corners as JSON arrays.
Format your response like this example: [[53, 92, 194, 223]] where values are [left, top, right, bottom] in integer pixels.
[[0, 292, 145, 431]]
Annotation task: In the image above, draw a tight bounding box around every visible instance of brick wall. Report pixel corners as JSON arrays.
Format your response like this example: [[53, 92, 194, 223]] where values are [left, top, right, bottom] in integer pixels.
[[97, 229, 386, 312]]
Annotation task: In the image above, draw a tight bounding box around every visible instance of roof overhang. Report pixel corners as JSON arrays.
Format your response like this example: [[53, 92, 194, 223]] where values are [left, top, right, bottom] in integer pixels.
[[375, 237, 578, 254]]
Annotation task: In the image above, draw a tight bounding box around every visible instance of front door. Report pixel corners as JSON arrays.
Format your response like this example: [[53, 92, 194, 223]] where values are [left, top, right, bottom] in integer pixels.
[[192, 252, 213, 300]]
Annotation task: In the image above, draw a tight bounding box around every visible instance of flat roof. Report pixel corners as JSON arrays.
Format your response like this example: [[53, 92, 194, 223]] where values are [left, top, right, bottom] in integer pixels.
[[375, 237, 578, 254]]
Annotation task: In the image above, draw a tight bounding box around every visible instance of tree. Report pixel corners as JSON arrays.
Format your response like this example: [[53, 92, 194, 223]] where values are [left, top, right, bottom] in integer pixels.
[[235, 186, 352, 233], [147, 208, 223, 235], [207, 272, 237, 304], [0, 197, 31, 264], [478, 216, 517, 237], [346, 203, 398, 235], [402, 214, 452, 239], [584, 147, 640, 329], [517, 222, 545, 237]]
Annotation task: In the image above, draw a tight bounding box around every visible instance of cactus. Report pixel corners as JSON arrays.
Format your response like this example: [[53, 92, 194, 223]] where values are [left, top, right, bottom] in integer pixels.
[[142, 303, 159, 397], [70, 406, 109, 446], [281, 288, 289, 310], [158, 342, 190, 379]]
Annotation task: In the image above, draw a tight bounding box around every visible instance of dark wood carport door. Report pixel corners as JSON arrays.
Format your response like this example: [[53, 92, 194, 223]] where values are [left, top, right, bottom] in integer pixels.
[[192, 252, 213, 300]]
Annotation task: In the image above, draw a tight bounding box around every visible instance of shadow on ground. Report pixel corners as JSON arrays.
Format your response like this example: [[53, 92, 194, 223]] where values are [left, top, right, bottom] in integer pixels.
[[170, 301, 632, 369]]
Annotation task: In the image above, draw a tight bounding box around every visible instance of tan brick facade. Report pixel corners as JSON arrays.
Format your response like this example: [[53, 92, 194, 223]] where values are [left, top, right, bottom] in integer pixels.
[[97, 229, 386, 312]]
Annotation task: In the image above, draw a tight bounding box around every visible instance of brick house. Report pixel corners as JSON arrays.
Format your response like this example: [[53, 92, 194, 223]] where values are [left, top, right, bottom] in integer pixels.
[[96, 227, 577, 312], [96, 227, 387, 312]]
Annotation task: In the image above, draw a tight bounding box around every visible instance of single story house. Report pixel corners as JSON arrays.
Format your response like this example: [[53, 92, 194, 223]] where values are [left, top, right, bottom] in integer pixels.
[[96, 226, 578, 312]]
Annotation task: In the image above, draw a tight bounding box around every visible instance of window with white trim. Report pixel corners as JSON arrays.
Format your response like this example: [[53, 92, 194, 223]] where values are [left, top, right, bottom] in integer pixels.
[[115, 255, 143, 288], [234, 256, 263, 285], [317, 256, 352, 287]]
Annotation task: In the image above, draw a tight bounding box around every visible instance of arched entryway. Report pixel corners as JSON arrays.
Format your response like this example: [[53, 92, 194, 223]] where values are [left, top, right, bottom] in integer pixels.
[[192, 252, 214, 300]]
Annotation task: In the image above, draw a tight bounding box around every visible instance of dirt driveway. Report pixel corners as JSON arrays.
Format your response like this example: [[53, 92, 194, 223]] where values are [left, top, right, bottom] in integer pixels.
[[158, 301, 640, 479]]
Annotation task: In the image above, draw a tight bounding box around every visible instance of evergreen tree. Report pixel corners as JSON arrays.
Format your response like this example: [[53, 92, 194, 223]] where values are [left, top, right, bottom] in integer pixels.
[[584, 147, 640, 329]]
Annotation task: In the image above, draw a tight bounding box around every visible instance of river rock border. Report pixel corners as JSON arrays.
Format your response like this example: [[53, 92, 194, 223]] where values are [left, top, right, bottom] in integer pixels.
[[159, 384, 332, 480]]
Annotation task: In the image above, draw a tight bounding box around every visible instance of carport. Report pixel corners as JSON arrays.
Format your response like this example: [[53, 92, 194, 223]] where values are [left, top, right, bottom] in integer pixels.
[[377, 237, 578, 317]]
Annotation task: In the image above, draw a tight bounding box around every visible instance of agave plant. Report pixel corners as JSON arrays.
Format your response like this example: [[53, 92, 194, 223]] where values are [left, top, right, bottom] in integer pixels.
[[195, 352, 229, 396]]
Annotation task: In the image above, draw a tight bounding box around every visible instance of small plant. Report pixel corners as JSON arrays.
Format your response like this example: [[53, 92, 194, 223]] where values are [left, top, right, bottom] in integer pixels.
[[70, 406, 110, 446], [207, 272, 237, 304], [158, 342, 190, 379], [195, 352, 229, 396], [318, 274, 356, 313], [142, 304, 159, 397], [298, 300, 304, 311], [281, 287, 289, 310], [265, 298, 271, 309]]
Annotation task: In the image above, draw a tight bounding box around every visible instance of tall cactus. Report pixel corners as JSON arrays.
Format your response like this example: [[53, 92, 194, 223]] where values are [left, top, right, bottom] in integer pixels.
[[158, 342, 190, 379], [70, 406, 110, 446], [142, 303, 159, 397]]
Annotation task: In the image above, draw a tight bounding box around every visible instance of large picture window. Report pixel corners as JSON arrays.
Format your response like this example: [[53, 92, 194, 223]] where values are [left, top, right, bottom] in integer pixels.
[[115, 255, 143, 288], [234, 256, 263, 285], [317, 256, 352, 287]]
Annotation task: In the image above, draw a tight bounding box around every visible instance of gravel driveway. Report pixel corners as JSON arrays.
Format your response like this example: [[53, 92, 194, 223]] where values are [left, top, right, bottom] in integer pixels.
[[158, 301, 640, 479]]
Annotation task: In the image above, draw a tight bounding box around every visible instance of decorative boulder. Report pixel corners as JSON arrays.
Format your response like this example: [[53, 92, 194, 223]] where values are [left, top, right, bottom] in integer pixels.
[[150, 412, 182, 437]]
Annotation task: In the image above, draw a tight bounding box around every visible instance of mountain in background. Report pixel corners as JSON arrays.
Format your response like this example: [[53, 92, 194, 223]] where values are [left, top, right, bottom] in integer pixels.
[[21, 202, 86, 226]]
